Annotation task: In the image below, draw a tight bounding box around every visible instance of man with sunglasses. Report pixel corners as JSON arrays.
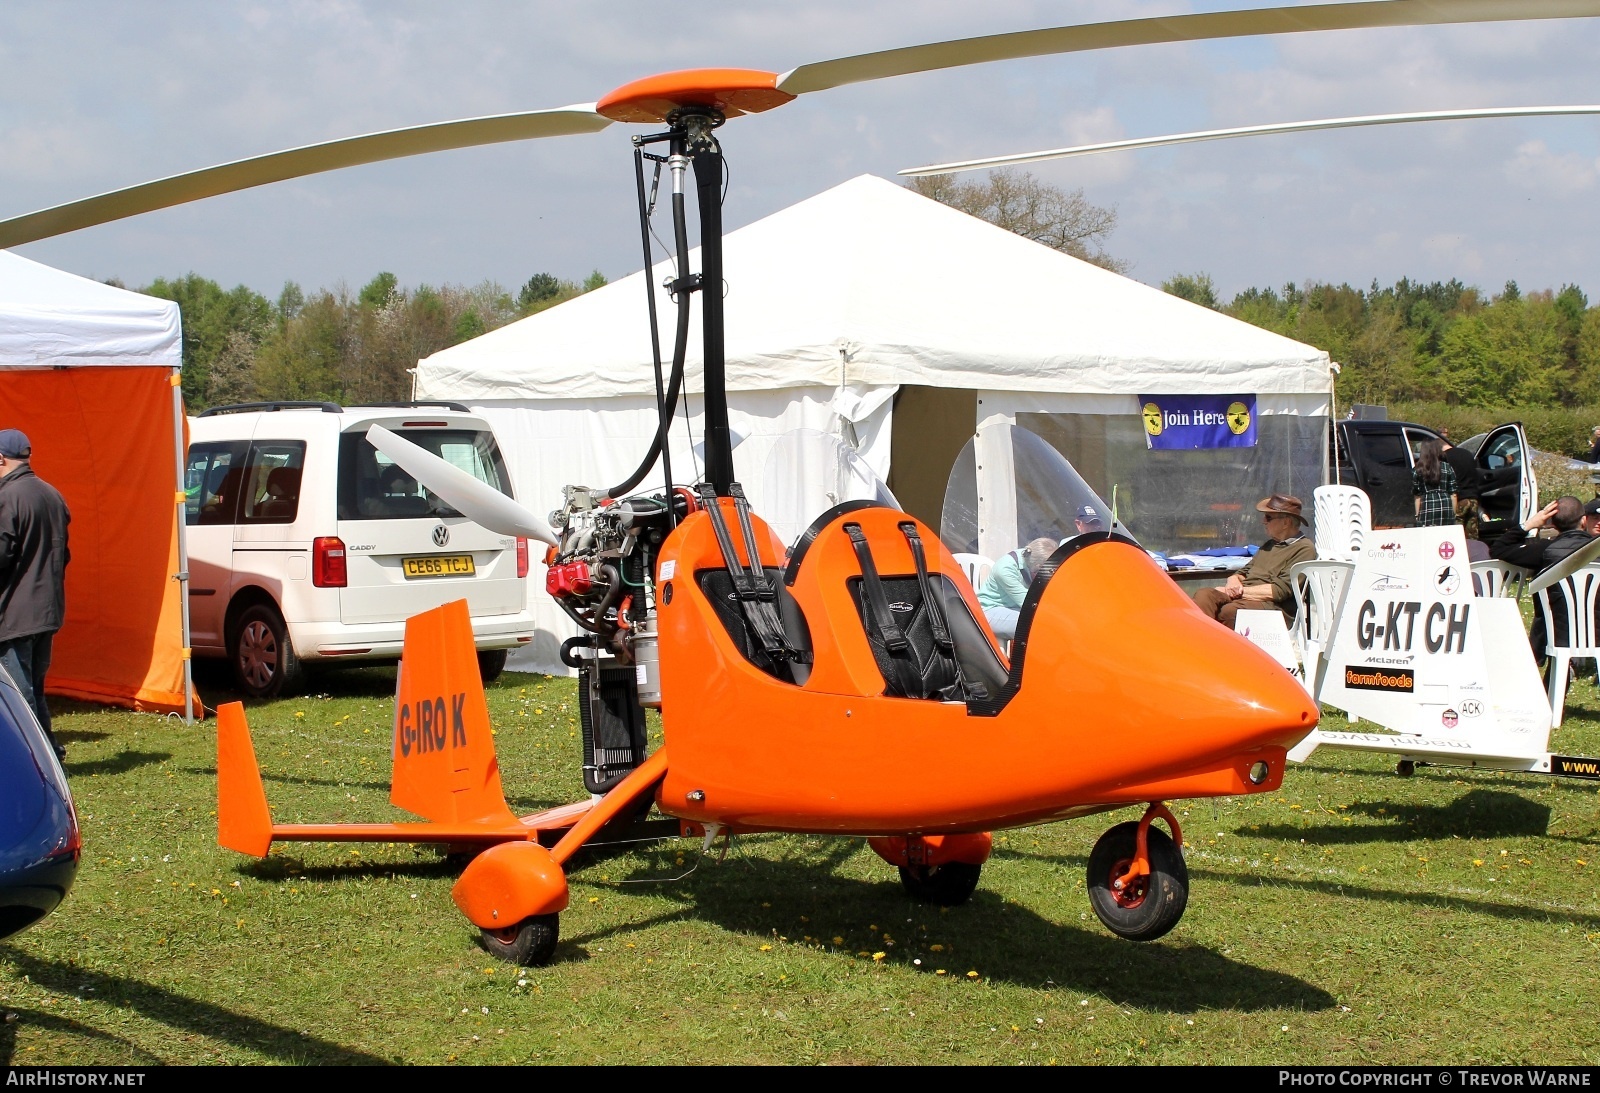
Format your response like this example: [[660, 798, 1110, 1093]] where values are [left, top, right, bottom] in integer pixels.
[[1191, 494, 1314, 629]]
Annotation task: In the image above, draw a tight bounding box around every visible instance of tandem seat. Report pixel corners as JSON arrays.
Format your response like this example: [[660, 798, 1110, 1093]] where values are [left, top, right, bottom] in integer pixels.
[[838, 518, 1009, 702]]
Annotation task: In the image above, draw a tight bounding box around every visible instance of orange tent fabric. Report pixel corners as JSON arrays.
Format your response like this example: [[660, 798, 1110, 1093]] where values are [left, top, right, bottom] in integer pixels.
[[0, 366, 194, 715]]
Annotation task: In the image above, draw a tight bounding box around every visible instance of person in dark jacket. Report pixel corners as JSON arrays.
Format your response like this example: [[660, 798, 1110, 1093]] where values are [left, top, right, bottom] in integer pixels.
[[0, 429, 70, 759], [1586, 426, 1600, 465], [1489, 495, 1600, 660], [1439, 435, 1481, 535]]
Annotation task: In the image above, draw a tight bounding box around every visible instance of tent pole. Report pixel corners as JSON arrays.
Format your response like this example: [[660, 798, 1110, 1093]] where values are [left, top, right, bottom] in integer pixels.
[[170, 370, 195, 724]]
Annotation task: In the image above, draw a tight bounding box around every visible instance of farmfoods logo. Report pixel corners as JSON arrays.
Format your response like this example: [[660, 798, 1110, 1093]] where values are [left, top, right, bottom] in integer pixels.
[[1344, 667, 1415, 693]]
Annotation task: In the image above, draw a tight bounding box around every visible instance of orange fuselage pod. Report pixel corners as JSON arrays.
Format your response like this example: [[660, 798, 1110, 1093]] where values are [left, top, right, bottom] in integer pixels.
[[654, 505, 1316, 834]]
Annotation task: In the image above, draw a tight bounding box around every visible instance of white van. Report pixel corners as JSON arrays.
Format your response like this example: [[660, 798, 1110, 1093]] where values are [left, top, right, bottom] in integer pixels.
[[184, 401, 537, 697]]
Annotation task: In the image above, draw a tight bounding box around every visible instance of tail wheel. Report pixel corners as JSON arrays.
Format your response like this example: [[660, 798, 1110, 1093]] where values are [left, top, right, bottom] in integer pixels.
[[898, 861, 981, 906], [1086, 821, 1188, 942], [479, 913, 559, 966]]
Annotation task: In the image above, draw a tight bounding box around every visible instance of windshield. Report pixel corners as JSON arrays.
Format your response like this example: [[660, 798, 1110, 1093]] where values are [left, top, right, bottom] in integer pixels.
[[752, 428, 898, 548], [940, 423, 1126, 559], [338, 428, 511, 520]]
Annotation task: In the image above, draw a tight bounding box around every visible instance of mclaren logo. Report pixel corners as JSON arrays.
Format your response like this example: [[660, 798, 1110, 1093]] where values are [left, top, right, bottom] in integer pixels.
[[432, 525, 450, 547]]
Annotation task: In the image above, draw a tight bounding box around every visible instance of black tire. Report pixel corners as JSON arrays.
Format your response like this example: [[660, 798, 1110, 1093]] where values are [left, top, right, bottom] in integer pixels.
[[477, 649, 508, 683], [479, 913, 559, 966], [898, 861, 982, 906], [230, 603, 303, 700], [1396, 760, 1416, 778], [1085, 821, 1188, 942]]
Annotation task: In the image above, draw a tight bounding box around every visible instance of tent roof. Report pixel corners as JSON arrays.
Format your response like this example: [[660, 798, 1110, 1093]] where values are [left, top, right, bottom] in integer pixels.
[[417, 174, 1330, 402], [0, 250, 181, 368]]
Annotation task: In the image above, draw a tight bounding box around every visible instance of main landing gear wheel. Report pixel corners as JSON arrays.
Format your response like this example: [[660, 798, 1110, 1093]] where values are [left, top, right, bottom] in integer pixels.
[[1086, 821, 1188, 942], [479, 913, 559, 966], [899, 862, 982, 906]]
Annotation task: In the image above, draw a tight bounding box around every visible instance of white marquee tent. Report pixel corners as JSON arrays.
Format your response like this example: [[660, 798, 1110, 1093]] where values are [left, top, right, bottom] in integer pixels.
[[416, 174, 1333, 673]]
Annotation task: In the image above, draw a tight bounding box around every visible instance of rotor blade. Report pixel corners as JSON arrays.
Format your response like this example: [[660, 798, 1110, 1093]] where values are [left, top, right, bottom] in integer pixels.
[[0, 105, 610, 248], [777, 0, 1600, 96], [365, 425, 557, 547], [900, 105, 1600, 176]]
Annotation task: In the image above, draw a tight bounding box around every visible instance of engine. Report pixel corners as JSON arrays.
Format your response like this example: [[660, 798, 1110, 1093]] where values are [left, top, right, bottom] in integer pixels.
[[543, 484, 693, 708]]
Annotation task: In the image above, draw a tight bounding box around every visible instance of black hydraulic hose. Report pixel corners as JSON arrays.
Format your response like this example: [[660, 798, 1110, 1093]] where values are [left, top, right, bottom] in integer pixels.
[[604, 141, 694, 502], [694, 139, 733, 495], [632, 148, 675, 525]]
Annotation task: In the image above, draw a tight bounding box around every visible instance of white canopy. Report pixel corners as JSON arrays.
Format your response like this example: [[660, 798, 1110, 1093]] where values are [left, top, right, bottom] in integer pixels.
[[0, 249, 180, 368], [418, 173, 1329, 403]]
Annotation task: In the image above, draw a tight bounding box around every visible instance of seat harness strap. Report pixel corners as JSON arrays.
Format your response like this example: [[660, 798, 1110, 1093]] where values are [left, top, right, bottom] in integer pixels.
[[899, 521, 984, 701], [695, 482, 803, 665], [844, 522, 923, 698]]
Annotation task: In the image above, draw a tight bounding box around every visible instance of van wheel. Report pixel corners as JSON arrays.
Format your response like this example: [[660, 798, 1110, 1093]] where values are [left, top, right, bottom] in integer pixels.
[[477, 649, 508, 683], [231, 603, 303, 699]]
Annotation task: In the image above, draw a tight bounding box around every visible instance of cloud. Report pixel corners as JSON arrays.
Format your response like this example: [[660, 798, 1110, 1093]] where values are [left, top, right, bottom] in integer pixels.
[[1503, 139, 1598, 197]]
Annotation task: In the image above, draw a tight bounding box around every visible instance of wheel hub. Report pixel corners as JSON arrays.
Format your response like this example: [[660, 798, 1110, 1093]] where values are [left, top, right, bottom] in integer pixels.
[[1108, 857, 1149, 909], [239, 620, 278, 688]]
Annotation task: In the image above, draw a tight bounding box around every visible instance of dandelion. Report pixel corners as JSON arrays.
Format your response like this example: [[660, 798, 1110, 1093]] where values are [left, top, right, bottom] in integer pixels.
[[936, 969, 946, 975], [872, 952, 886, 961], [832, 936, 844, 945], [759, 944, 772, 952], [967, 970, 979, 979]]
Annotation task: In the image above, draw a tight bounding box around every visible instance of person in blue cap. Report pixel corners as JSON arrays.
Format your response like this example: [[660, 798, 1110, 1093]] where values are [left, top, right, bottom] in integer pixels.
[[0, 429, 71, 759]]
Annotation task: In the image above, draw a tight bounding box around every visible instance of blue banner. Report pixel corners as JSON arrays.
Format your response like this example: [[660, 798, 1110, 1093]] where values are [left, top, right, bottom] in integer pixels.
[[1140, 394, 1257, 450]]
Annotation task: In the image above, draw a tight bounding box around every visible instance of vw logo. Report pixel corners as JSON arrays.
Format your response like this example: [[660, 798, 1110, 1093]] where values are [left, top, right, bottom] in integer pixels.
[[432, 525, 450, 547]]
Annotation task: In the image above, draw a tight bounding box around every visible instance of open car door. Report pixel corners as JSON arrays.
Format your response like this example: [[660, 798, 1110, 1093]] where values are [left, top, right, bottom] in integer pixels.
[[1474, 422, 1538, 540]]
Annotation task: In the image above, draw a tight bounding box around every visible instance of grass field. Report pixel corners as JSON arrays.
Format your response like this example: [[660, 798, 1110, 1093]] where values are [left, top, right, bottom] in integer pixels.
[[3, 660, 1599, 1066]]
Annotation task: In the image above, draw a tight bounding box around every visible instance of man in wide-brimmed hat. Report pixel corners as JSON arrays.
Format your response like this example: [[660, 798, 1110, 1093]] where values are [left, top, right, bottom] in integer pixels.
[[1192, 494, 1314, 629]]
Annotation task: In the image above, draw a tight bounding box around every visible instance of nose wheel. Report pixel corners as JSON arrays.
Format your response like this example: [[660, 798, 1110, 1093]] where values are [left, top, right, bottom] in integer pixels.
[[1086, 804, 1188, 942]]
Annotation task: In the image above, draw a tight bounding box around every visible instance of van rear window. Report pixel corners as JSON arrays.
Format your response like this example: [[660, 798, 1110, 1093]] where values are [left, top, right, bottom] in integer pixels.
[[337, 429, 512, 520]]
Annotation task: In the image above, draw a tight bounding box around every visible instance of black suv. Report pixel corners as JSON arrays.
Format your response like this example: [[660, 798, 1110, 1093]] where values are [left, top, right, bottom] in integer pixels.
[[1333, 419, 1535, 537]]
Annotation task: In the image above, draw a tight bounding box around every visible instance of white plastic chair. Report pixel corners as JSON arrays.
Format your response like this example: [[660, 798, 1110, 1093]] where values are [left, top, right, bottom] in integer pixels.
[[1313, 485, 1371, 562], [1289, 559, 1354, 704], [952, 553, 992, 592], [1533, 563, 1600, 728], [1470, 558, 1529, 601]]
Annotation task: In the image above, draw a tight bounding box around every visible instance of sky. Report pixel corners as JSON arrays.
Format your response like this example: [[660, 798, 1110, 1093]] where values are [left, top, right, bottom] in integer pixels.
[[3, 1, 1599, 304]]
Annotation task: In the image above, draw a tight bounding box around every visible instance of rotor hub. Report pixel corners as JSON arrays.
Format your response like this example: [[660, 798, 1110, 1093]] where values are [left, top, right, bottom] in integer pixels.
[[596, 68, 795, 124]]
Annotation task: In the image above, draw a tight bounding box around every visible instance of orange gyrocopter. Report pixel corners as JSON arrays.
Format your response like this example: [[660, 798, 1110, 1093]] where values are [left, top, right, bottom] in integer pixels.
[[7, 0, 1600, 965]]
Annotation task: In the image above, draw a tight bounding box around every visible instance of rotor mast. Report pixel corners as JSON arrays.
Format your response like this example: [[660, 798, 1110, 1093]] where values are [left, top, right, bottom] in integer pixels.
[[599, 71, 793, 499]]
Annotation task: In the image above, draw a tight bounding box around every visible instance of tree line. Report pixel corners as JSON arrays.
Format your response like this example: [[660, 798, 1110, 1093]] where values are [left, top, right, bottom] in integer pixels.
[[125, 269, 605, 411], [1161, 273, 1600, 412]]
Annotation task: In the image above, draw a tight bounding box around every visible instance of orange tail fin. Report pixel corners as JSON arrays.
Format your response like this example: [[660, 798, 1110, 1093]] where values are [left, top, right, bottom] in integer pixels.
[[217, 702, 273, 857], [390, 599, 518, 827]]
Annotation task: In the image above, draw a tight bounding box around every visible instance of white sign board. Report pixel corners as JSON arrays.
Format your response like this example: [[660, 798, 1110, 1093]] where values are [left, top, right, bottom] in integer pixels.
[[1235, 609, 1304, 685], [1317, 526, 1550, 756]]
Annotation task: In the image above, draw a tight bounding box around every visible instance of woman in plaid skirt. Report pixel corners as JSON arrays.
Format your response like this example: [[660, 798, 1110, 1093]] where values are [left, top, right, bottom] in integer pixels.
[[1412, 439, 1458, 527]]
